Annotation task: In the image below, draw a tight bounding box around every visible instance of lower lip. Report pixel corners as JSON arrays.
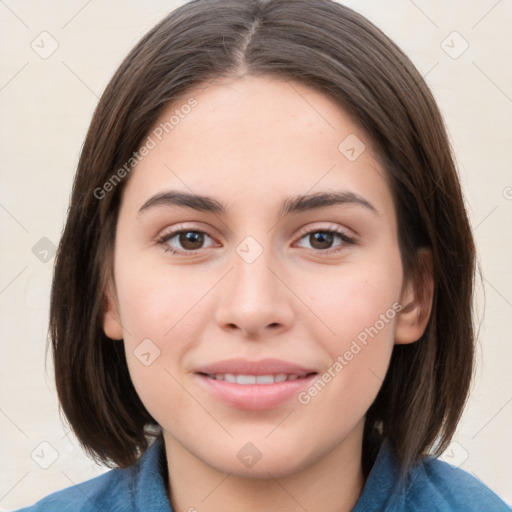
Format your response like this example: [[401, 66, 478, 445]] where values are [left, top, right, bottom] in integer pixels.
[[195, 374, 317, 410]]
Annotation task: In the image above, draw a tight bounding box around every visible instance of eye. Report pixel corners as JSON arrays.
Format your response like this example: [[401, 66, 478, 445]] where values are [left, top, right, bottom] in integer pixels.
[[295, 227, 356, 253], [156, 224, 357, 256], [157, 227, 217, 254]]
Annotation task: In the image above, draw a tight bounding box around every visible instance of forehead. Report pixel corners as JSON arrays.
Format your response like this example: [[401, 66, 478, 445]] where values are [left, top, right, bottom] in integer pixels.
[[122, 75, 393, 221]]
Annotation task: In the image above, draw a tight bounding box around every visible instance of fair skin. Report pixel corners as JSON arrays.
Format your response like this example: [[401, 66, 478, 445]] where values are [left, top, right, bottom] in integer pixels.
[[104, 75, 432, 512]]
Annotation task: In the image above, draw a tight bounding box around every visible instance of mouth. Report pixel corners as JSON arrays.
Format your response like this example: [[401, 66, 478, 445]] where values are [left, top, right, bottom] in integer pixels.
[[193, 358, 318, 410], [198, 372, 316, 384]]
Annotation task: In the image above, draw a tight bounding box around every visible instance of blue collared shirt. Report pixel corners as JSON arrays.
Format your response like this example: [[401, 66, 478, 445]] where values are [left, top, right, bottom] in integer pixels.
[[16, 438, 510, 511]]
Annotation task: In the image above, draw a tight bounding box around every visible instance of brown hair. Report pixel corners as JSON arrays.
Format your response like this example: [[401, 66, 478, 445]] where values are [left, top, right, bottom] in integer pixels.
[[50, 0, 476, 475]]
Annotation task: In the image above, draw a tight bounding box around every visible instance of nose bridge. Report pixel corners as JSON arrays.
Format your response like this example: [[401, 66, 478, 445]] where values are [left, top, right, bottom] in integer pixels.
[[233, 245, 276, 304], [214, 235, 293, 336]]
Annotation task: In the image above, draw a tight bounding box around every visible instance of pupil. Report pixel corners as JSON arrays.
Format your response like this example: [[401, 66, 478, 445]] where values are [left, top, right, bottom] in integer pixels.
[[311, 231, 333, 249], [180, 231, 203, 250]]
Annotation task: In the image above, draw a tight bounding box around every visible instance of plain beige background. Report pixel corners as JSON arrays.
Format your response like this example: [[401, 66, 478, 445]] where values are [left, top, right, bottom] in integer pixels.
[[1, 0, 511, 509]]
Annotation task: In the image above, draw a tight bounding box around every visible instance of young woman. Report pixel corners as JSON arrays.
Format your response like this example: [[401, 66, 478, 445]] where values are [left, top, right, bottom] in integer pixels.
[[16, 0, 510, 510]]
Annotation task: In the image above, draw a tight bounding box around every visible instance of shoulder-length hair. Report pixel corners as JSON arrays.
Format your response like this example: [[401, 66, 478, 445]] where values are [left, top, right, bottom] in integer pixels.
[[50, 0, 476, 474]]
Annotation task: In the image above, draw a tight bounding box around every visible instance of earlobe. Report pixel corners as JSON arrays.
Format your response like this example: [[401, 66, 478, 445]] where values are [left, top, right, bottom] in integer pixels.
[[102, 283, 124, 340], [394, 248, 434, 345]]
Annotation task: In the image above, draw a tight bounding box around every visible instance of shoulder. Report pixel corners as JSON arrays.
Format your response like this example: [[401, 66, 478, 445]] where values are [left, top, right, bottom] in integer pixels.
[[13, 439, 169, 512], [354, 441, 510, 512], [406, 455, 510, 511], [13, 467, 133, 512]]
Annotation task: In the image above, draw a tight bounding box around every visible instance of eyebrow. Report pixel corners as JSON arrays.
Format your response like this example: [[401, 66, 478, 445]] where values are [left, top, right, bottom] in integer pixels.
[[137, 190, 378, 217]]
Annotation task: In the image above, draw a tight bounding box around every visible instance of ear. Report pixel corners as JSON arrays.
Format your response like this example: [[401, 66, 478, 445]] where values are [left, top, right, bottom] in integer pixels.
[[102, 279, 124, 340], [394, 248, 434, 345]]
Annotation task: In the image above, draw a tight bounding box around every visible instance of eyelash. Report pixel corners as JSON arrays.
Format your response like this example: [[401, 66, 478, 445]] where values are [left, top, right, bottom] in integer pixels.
[[156, 224, 357, 256]]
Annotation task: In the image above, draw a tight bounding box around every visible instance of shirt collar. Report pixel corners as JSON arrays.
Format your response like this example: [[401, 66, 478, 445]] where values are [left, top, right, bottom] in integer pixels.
[[352, 440, 407, 512], [133, 436, 408, 512], [131, 436, 174, 512]]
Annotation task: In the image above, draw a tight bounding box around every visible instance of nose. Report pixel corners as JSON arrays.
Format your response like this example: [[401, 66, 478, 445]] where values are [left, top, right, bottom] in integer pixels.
[[214, 245, 294, 340]]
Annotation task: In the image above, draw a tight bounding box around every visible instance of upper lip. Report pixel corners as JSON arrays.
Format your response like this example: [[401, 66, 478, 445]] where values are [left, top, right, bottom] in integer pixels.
[[195, 358, 317, 377]]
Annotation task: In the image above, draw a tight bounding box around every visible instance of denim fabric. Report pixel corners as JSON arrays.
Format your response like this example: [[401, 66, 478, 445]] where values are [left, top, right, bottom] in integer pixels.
[[16, 438, 510, 511]]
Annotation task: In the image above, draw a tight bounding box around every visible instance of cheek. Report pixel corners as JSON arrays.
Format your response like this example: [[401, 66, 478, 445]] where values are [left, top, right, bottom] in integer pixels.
[[113, 260, 219, 425], [112, 267, 181, 403], [295, 255, 402, 408], [298, 255, 403, 351], [114, 257, 204, 341], [295, 292, 398, 446]]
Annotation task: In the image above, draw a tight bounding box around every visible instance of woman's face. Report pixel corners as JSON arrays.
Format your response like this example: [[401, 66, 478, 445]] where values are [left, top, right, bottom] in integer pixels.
[[104, 75, 417, 478]]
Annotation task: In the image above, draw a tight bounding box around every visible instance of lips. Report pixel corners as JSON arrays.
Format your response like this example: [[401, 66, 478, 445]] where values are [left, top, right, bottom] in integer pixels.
[[195, 357, 316, 377], [194, 358, 318, 410]]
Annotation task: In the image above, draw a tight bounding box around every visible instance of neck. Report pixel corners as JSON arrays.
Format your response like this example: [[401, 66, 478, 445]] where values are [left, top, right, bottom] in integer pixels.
[[163, 422, 366, 512]]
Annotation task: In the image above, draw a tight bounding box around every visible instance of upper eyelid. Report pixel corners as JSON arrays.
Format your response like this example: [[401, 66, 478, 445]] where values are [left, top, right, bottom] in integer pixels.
[[157, 223, 217, 241], [158, 222, 352, 238], [295, 222, 354, 237]]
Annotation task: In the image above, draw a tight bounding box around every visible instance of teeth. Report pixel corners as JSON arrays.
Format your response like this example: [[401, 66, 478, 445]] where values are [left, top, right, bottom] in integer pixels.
[[237, 375, 256, 385], [209, 373, 306, 384], [256, 375, 274, 384]]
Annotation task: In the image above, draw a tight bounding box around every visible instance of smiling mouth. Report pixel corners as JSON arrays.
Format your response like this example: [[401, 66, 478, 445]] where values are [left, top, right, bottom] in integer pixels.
[[195, 364, 319, 410], [198, 372, 317, 384]]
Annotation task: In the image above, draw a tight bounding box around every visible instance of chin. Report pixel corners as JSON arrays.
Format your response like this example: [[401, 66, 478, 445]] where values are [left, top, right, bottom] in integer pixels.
[[192, 435, 325, 481], [212, 452, 312, 480]]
